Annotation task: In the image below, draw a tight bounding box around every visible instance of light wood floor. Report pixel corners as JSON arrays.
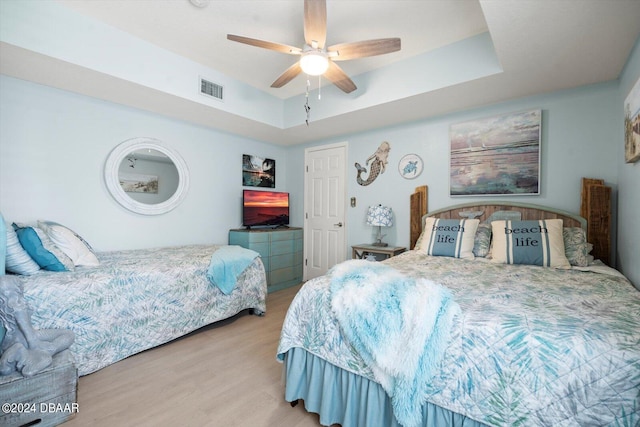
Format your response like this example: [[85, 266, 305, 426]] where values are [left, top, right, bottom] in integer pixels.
[[63, 284, 326, 427]]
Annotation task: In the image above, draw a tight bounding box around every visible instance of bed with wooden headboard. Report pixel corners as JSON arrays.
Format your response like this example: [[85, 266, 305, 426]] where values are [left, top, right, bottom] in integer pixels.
[[409, 181, 610, 263], [277, 181, 638, 427]]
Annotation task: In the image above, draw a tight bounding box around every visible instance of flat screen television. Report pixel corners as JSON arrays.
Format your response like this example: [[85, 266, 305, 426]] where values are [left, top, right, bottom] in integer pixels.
[[242, 189, 290, 228]]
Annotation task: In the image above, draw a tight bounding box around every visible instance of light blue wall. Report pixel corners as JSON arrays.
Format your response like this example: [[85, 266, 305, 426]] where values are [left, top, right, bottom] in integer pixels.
[[0, 75, 289, 251], [617, 35, 640, 288], [287, 81, 621, 264], [1, 56, 636, 284]]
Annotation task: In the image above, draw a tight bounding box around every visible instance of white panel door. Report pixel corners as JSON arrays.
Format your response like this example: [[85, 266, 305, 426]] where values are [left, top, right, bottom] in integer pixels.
[[304, 142, 347, 281]]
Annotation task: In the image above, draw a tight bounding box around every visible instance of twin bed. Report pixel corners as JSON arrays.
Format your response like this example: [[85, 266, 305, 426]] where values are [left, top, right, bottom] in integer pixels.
[[276, 200, 640, 427], [1, 218, 267, 376]]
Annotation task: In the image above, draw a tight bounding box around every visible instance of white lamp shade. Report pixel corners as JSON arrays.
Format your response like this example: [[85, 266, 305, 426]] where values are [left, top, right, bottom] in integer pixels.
[[366, 205, 393, 227], [300, 51, 329, 76]]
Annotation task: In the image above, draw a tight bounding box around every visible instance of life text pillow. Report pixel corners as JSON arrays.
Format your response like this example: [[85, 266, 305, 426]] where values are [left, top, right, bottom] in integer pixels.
[[491, 219, 570, 268], [416, 218, 479, 259]]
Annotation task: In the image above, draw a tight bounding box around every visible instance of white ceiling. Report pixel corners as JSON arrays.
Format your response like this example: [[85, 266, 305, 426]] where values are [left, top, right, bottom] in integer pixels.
[[2, 0, 640, 145], [56, 0, 489, 99]]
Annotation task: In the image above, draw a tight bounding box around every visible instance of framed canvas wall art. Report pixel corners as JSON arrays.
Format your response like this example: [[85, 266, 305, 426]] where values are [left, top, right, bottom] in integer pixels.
[[450, 109, 541, 196], [624, 76, 640, 163]]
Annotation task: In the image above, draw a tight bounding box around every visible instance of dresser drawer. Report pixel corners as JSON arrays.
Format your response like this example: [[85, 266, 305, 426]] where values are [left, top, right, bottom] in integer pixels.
[[271, 266, 302, 284], [271, 252, 303, 270]]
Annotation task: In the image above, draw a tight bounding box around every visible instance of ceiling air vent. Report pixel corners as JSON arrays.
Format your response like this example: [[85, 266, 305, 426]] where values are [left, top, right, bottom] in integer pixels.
[[200, 77, 224, 101]]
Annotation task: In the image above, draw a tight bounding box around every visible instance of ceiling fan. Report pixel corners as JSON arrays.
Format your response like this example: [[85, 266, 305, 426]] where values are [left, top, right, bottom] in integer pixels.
[[227, 0, 401, 94]]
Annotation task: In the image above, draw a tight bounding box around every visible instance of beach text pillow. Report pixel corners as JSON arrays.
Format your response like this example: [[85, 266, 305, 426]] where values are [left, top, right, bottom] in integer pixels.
[[491, 219, 570, 268], [417, 218, 479, 259]]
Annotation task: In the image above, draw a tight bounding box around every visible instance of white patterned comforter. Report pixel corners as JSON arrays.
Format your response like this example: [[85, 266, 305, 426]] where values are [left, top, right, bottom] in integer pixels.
[[277, 251, 640, 426], [21, 245, 267, 375]]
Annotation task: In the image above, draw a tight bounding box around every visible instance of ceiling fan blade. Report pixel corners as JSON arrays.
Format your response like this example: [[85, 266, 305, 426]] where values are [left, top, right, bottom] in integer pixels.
[[271, 62, 303, 88], [324, 61, 357, 93], [328, 38, 401, 61], [304, 0, 327, 48], [227, 34, 302, 55]]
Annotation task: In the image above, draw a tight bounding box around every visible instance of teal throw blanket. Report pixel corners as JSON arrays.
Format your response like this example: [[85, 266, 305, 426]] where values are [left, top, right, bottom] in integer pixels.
[[329, 260, 460, 427], [207, 245, 259, 295]]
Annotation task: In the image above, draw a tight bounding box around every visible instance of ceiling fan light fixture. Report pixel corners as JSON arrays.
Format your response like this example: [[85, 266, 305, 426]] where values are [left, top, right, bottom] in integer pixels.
[[300, 51, 329, 76]]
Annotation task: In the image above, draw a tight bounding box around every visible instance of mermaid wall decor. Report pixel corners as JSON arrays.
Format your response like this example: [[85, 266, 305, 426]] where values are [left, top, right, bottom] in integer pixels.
[[355, 141, 391, 186]]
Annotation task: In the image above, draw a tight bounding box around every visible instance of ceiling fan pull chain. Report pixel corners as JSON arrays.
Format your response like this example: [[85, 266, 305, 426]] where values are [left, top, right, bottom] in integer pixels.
[[305, 76, 311, 126], [318, 75, 322, 100]]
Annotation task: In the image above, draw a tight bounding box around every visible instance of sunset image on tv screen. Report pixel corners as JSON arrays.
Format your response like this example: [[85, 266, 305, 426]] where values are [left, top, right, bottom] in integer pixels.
[[243, 191, 289, 227]]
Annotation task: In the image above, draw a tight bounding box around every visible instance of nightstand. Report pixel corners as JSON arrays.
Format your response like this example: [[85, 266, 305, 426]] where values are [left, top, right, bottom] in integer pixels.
[[351, 244, 406, 261]]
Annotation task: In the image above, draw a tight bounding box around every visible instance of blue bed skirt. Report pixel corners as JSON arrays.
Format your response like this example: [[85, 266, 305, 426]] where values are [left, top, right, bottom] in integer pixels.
[[283, 347, 486, 427]]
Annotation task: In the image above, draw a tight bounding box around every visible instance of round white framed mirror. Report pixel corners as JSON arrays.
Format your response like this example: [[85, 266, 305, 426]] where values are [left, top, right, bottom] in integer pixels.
[[104, 137, 190, 215]]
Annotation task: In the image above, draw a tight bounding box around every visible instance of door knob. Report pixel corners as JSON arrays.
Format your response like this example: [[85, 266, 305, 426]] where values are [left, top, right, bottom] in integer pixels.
[[334, 222, 343, 227]]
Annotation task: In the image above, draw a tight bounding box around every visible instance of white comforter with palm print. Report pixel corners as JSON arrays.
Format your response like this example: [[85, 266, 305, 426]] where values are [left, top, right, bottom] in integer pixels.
[[277, 251, 640, 426], [21, 245, 267, 376]]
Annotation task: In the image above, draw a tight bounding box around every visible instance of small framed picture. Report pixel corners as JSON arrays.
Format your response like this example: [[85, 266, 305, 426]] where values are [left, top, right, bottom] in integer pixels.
[[398, 154, 423, 179], [119, 173, 159, 194], [243, 154, 275, 188]]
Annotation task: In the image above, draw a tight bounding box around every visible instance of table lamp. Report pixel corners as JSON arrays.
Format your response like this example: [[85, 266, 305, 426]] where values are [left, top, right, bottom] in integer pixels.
[[366, 205, 393, 247]]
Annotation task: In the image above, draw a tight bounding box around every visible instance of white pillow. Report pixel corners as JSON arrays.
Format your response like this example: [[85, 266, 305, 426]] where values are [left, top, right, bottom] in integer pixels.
[[38, 220, 100, 267], [490, 219, 570, 269], [416, 218, 479, 259]]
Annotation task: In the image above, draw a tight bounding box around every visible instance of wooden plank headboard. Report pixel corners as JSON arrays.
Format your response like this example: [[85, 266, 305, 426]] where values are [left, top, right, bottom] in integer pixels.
[[580, 178, 611, 265], [425, 202, 586, 229], [409, 185, 428, 250]]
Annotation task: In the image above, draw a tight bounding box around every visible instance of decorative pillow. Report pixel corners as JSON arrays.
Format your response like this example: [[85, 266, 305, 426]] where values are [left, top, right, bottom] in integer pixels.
[[563, 227, 593, 267], [490, 219, 570, 268], [12, 224, 74, 272], [38, 220, 99, 267], [4, 221, 41, 275], [0, 213, 6, 275], [416, 218, 479, 259], [472, 223, 492, 257], [413, 216, 429, 250]]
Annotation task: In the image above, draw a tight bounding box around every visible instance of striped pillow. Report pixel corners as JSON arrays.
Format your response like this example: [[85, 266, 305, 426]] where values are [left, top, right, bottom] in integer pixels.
[[490, 219, 570, 268], [416, 218, 479, 259], [5, 221, 41, 275], [0, 213, 6, 275]]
